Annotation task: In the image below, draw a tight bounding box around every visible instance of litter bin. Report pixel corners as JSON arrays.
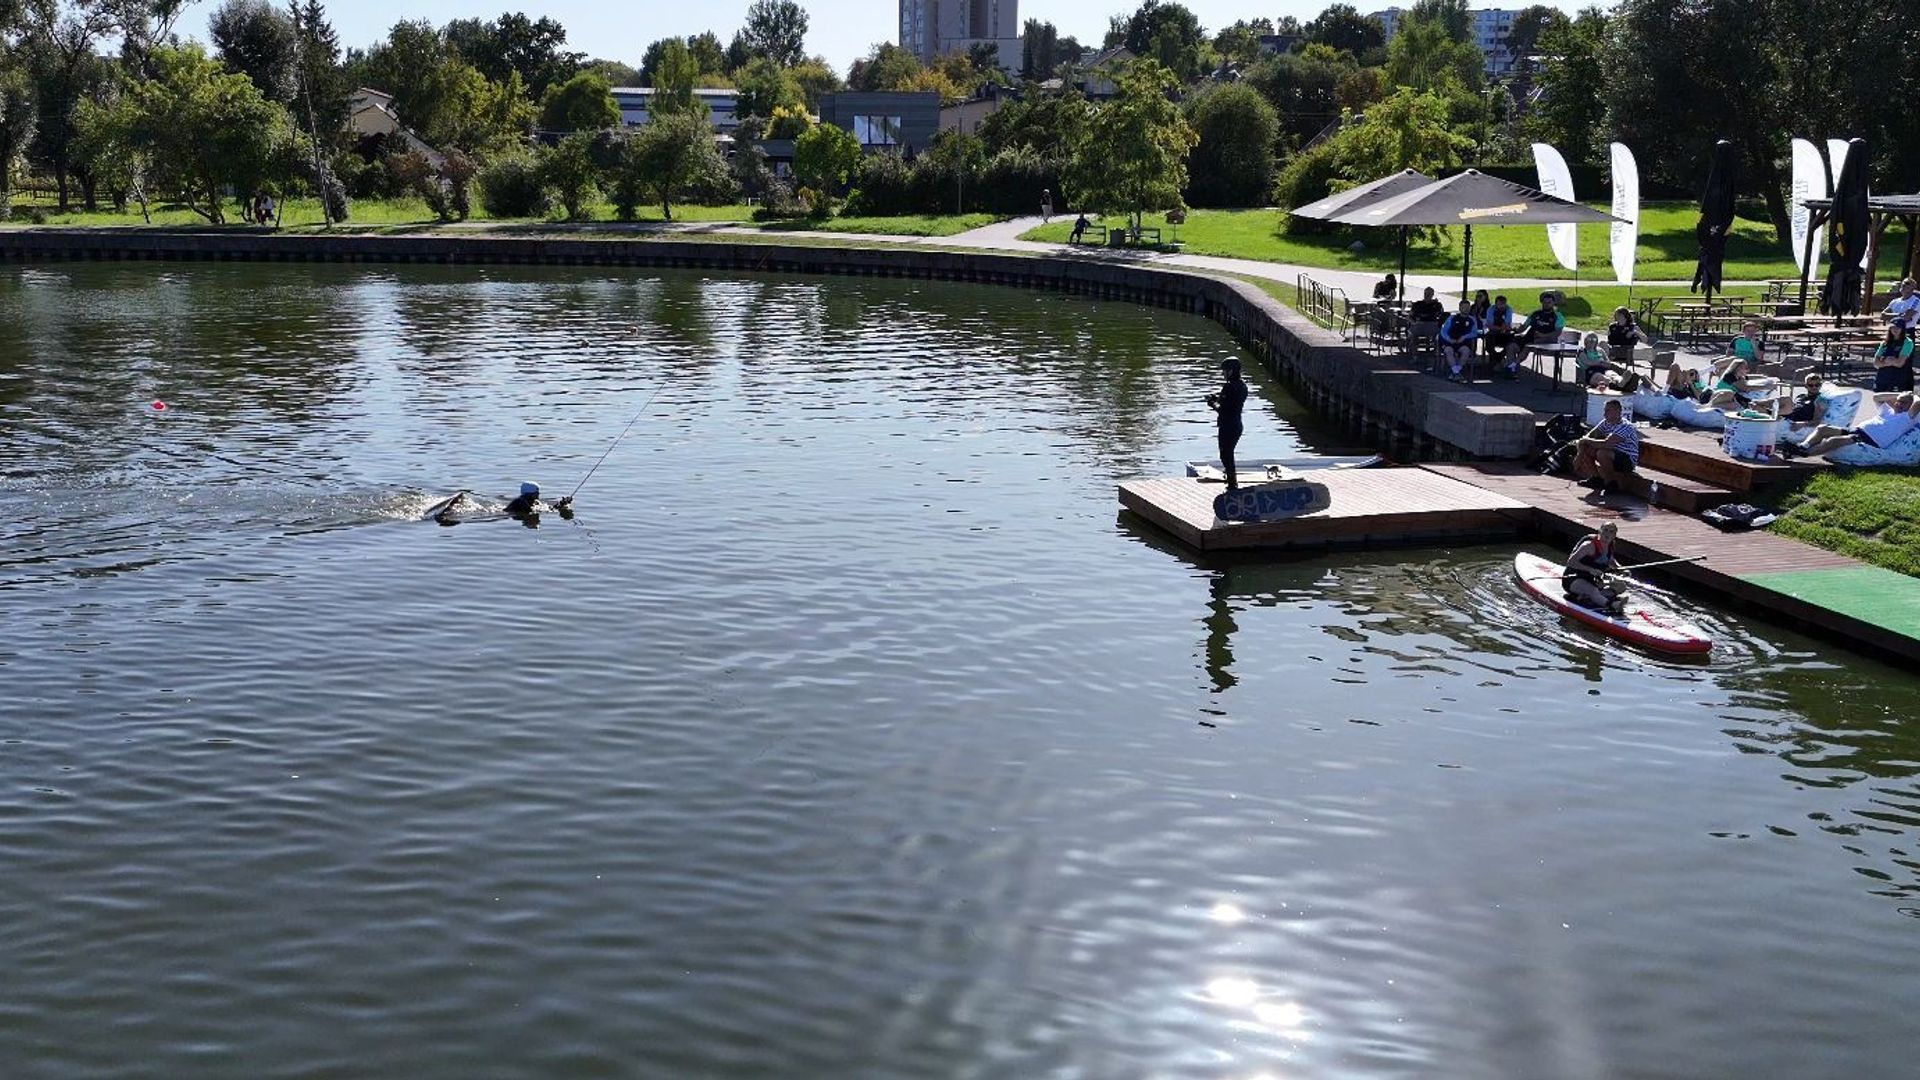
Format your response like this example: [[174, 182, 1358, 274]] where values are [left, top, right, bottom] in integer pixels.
[[1109, 228, 1127, 247]]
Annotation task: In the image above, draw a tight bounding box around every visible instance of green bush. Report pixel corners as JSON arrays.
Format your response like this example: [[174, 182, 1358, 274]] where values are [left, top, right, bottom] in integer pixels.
[[477, 151, 554, 219], [542, 134, 600, 221], [844, 152, 916, 216], [976, 146, 1059, 214], [1271, 141, 1342, 235]]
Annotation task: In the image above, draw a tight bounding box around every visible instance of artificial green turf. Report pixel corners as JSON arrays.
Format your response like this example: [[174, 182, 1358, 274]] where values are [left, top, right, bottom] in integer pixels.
[[1770, 469, 1920, 578], [1021, 203, 1888, 283]]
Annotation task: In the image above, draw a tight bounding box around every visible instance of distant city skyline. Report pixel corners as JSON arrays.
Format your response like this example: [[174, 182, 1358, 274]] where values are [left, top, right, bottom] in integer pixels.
[[184, 0, 1592, 78]]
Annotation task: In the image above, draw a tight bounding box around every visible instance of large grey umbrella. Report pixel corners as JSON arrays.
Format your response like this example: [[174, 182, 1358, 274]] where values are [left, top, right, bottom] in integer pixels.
[[1292, 169, 1435, 302], [1325, 169, 1618, 294]]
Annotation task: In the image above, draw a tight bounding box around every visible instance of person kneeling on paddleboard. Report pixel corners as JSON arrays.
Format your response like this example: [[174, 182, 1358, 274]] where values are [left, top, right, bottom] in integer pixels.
[[1565, 522, 1626, 614]]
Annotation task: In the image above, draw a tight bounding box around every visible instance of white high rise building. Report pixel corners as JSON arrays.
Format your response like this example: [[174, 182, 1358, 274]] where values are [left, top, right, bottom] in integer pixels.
[[1372, 6, 1522, 77], [900, 0, 1022, 71]]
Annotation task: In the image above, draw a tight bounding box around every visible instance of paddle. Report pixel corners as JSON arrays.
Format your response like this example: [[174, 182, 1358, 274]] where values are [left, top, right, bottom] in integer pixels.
[[1611, 555, 1708, 573]]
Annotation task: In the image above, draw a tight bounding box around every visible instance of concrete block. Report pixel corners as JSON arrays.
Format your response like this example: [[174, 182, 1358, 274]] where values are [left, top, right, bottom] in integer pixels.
[[1424, 392, 1537, 458]]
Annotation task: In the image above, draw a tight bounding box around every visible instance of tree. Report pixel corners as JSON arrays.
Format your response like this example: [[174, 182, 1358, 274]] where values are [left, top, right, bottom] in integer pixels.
[[1504, 4, 1566, 67], [73, 86, 150, 218], [443, 13, 580, 100], [209, 0, 299, 103], [1213, 18, 1274, 67], [687, 32, 727, 77], [1245, 46, 1354, 149], [362, 21, 530, 154], [979, 89, 1091, 159], [0, 57, 37, 220], [787, 57, 840, 109], [126, 44, 289, 223], [1066, 60, 1197, 234], [1385, 9, 1483, 98], [733, 55, 799, 120], [1407, 0, 1473, 43], [1184, 82, 1276, 207], [539, 71, 618, 133], [24, 0, 115, 208], [541, 130, 597, 218], [740, 0, 808, 68], [615, 108, 726, 219], [1021, 19, 1059, 80], [848, 43, 921, 93], [289, 0, 349, 223], [1303, 4, 1384, 57], [792, 119, 858, 199], [581, 59, 640, 87], [1107, 1, 1209, 82], [1525, 9, 1606, 165], [648, 37, 699, 116], [1329, 87, 1473, 183]]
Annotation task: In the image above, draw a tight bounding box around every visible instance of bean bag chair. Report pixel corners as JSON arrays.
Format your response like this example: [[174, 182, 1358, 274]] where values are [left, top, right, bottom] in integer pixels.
[[1626, 387, 1673, 421], [1666, 397, 1728, 430], [1825, 393, 1920, 464]]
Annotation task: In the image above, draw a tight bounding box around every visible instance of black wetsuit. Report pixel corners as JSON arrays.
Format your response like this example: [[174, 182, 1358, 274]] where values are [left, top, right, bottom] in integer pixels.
[[1215, 375, 1248, 487]]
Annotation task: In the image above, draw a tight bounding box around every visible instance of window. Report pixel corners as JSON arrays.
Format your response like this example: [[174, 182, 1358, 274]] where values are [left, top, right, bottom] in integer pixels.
[[853, 115, 905, 147]]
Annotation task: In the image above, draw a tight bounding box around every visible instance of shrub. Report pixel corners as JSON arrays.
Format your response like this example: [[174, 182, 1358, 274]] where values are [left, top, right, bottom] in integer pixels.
[[478, 151, 554, 219], [1272, 141, 1342, 235], [439, 150, 476, 221], [542, 133, 600, 221], [976, 146, 1060, 214], [843, 152, 916, 216]]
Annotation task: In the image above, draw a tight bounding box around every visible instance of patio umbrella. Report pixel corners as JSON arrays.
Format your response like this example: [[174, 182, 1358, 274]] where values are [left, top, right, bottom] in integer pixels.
[[1321, 169, 1616, 295], [1692, 140, 1738, 299], [1290, 168, 1435, 302], [1821, 137, 1870, 318]]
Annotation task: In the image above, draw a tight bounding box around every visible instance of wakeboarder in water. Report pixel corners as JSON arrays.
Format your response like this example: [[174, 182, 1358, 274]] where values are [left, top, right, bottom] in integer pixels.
[[427, 483, 572, 527]]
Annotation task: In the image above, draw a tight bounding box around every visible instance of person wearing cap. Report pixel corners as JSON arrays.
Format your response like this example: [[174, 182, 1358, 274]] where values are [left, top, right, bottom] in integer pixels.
[[505, 482, 543, 518], [1206, 358, 1249, 490], [1564, 522, 1626, 614]]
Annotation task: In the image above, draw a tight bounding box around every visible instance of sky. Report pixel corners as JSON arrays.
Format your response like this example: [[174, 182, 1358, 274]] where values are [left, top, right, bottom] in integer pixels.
[[186, 0, 1591, 77]]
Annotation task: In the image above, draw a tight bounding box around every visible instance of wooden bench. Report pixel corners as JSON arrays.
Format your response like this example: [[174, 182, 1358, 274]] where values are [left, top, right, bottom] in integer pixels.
[[1069, 224, 1108, 245]]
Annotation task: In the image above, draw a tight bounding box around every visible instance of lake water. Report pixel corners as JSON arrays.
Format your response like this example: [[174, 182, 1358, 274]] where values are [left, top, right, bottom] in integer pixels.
[[3, 263, 1919, 1078]]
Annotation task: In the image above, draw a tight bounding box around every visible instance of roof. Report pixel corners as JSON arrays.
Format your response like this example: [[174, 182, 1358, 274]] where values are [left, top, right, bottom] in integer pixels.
[[1083, 46, 1137, 68], [1324, 169, 1618, 227], [609, 87, 739, 99]]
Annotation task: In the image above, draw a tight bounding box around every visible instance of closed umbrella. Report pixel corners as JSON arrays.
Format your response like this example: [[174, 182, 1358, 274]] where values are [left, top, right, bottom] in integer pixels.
[[1290, 169, 1435, 302], [1692, 140, 1738, 299], [1821, 137, 1870, 318], [1323, 169, 1616, 295]]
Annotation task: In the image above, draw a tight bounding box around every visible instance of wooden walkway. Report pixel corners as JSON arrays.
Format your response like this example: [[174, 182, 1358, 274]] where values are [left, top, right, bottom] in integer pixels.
[[1116, 463, 1920, 661], [1117, 468, 1529, 552], [1421, 463, 1920, 660]]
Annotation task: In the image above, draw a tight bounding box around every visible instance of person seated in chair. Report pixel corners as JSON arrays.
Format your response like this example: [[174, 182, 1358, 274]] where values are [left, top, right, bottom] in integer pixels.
[[1798, 391, 1920, 456], [1704, 356, 1758, 411], [1511, 292, 1565, 380], [1482, 294, 1515, 374], [1407, 286, 1444, 324], [1607, 307, 1650, 373], [1728, 321, 1764, 366], [1373, 272, 1399, 301], [1438, 300, 1481, 381]]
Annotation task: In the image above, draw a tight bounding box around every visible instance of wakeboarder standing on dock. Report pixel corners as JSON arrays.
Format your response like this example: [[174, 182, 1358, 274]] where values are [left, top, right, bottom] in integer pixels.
[[1208, 358, 1248, 490]]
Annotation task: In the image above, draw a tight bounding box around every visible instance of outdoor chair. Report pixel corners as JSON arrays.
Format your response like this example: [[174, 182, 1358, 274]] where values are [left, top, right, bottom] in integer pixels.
[[1408, 321, 1440, 364]]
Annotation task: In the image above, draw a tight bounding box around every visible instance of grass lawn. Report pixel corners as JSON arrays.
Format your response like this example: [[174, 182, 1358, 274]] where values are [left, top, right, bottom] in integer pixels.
[[1021, 202, 1895, 284], [1771, 469, 1920, 578], [752, 213, 1002, 237]]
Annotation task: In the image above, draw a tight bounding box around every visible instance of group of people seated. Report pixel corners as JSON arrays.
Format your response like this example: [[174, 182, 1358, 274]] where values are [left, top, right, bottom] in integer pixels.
[[1372, 279, 1588, 384]]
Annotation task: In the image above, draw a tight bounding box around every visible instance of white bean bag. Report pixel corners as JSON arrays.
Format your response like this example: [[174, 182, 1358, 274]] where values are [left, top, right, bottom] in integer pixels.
[[1824, 391, 1920, 465], [1626, 387, 1673, 421], [1817, 388, 1867, 429], [1666, 397, 1728, 430]]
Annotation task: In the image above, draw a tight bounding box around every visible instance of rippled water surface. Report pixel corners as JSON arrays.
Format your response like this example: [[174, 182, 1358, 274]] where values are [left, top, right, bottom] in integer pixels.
[[4, 263, 1920, 1078]]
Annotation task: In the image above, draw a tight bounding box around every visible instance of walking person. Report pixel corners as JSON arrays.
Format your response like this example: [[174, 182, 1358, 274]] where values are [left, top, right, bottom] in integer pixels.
[[1207, 358, 1249, 490], [1040, 188, 1053, 223]]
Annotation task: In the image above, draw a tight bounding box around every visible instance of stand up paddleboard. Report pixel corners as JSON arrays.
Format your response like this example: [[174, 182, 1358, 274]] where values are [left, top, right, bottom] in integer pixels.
[[1512, 552, 1712, 655], [1187, 455, 1381, 482]]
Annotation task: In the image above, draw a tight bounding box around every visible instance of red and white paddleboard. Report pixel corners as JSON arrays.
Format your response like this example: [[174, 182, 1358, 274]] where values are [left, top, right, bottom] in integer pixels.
[[1513, 552, 1713, 655]]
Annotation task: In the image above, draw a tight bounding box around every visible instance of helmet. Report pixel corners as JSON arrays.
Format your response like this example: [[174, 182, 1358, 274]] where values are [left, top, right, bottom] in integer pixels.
[[520, 482, 539, 497]]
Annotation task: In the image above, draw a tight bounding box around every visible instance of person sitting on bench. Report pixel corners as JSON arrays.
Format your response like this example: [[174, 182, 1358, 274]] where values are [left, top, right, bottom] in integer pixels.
[[1572, 398, 1640, 494]]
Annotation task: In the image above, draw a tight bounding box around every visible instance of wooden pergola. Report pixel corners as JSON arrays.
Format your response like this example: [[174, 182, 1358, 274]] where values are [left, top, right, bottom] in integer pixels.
[[1797, 193, 1920, 313]]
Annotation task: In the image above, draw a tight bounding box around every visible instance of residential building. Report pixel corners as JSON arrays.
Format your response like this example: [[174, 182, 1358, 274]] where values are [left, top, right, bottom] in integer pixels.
[[347, 88, 445, 167], [939, 86, 1009, 137], [1372, 6, 1521, 76], [819, 92, 941, 156], [899, 0, 1022, 72], [609, 87, 742, 133]]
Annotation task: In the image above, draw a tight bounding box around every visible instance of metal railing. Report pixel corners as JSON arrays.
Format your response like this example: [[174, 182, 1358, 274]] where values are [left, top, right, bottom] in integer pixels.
[[1294, 273, 1355, 338]]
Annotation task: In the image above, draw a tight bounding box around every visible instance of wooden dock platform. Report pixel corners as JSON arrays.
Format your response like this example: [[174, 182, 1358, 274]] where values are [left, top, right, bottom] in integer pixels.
[[1420, 463, 1920, 661], [1117, 468, 1529, 552]]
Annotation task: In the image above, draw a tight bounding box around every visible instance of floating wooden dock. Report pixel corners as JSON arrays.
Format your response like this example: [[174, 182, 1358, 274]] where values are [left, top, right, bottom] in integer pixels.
[[1117, 468, 1529, 551], [1115, 462, 1920, 662]]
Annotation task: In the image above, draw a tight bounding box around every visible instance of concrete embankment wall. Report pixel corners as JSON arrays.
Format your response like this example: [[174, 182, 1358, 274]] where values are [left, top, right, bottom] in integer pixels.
[[0, 230, 1534, 459]]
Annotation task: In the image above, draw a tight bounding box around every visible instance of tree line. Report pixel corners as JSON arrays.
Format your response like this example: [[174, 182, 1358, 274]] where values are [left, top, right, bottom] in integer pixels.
[[1, 0, 1916, 234]]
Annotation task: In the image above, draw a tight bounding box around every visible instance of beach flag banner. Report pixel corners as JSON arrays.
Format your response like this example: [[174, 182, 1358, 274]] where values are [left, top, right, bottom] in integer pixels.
[[1609, 142, 1640, 286], [1790, 138, 1827, 278], [1531, 143, 1579, 272]]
